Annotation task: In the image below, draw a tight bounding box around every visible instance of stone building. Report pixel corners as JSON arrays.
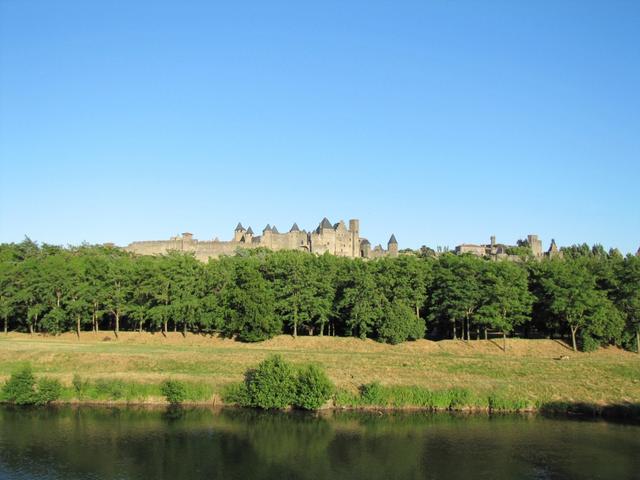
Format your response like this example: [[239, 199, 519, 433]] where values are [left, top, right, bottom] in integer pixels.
[[124, 218, 398, 262], [455, 234, 559, 259]]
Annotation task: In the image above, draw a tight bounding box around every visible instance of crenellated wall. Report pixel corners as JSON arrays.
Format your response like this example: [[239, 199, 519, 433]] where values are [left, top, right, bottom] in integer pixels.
[[124, 218, 396, 261]]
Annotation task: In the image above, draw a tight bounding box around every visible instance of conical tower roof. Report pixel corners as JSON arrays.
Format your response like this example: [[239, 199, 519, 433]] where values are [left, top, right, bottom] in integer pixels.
[[271, 225, 279, 234], [319, 217, 332, 229], [246, 227, 254, 235], [290, 223, 300, 232], [388, 234, 398, 245], [263, 224, 272, 233], [235, 222, 245, 232]]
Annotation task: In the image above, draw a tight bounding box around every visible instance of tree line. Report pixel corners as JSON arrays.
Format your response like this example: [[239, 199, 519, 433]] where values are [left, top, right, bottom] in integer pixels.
[[0, 239, 638, 352]]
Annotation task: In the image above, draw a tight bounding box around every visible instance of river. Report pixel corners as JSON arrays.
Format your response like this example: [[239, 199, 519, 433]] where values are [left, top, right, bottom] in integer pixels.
[[0, 406, 638, 479]]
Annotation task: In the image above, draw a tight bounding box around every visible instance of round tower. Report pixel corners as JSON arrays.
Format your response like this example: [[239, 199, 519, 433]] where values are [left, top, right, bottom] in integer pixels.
[[349, 219, 360, 258]]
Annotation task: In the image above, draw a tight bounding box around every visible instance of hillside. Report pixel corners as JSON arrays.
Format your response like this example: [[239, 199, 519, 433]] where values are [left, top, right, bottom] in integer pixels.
[[1, 333, 638, 407]]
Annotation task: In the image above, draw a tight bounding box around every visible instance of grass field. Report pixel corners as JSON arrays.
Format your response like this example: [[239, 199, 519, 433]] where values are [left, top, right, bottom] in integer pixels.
[[0, 332, 638, 407]]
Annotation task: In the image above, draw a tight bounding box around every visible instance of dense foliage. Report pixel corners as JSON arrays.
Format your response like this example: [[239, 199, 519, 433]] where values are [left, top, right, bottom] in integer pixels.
[[226, 355, 334, 410], [161, 380, 188, 405], [1, 365, 62, 405], [0, 239, 639, 352]]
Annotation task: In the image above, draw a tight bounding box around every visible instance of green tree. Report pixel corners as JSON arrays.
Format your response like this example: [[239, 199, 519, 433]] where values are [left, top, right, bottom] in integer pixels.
[[103, 254, 132, 337], [428, 254, 484, 340], [337, 261, 384, 339], [476, 261, 533, 352], [615, 255, 640, 353], [377, 300, 425, 344], [541, 258, 622, 352], [223, 258, 280, 342]]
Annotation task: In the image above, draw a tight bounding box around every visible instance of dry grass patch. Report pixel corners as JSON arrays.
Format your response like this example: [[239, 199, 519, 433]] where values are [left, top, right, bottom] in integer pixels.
[[0, 333, 638, 406]]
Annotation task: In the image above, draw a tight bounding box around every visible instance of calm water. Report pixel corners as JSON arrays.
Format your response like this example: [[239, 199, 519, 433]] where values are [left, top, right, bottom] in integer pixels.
[[0, 406, 638, 480]]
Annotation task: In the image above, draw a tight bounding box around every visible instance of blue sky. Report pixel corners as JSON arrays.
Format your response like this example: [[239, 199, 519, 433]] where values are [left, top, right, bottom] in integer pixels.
[[1, 1, 638, 253]]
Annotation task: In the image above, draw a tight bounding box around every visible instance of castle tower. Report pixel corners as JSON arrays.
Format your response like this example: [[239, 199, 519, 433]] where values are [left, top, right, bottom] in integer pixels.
[[262, 224, 272, 248], [388, 234, 398, 257], [349, 219, 360, 258], [243, 226, 254, 244], [547, 238, 559, 257], [181, 232, 194, 251], [234, 223, 245, 242], [360, 238, 371, 258], [527, 234, 543, 257]]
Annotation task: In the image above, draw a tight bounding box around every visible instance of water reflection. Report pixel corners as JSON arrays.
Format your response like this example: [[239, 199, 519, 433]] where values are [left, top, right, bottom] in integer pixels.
[[0, 406, 638, 480]]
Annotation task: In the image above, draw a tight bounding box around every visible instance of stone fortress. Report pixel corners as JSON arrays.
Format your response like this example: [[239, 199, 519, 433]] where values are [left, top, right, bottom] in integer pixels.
[[455, 234, 561, 259], [124, 218, 398, 262]]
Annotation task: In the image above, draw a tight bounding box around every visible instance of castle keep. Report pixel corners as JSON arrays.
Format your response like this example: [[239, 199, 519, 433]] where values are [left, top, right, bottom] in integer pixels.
[[124, 218, 398, 262]]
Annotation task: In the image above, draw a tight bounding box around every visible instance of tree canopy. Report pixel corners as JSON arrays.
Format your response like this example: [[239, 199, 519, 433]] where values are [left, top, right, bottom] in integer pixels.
[[0, 239, 638, 352]]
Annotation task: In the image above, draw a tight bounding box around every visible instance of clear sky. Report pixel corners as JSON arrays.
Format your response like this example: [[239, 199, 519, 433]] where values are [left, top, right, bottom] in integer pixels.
[[1, 1, 638, 253]]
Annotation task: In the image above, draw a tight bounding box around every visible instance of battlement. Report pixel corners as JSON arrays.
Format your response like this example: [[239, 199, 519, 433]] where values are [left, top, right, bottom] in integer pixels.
[[124, 218, 397, 261]]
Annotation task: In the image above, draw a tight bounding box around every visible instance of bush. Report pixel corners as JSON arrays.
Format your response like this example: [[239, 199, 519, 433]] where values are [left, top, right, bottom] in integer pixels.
[[244, 355, 297, 409], [35, 378, 62, 405], [377, 301, 425, 345], [295, 364, 334, 410], [161, 380, 188, 405], [580, 334, 601, 352], [1, 365, 37, 405], [231, 356, 335, 410], [1, 366, 61, 405]]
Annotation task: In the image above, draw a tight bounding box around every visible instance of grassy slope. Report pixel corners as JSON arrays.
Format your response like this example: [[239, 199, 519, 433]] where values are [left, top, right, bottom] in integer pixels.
[[0, 332, 638, 406]]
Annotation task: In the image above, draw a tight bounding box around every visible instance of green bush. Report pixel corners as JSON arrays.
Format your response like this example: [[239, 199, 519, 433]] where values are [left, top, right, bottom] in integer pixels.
[[244, 355, 297, 409], [295, 364, 334, 410], [1, 365, 37, 405], [580, 333, 601, 353], [35, 378, 62, 405], [1, 366, 61, 405], [161, 380, 188, 405], [377, 301, 425, 345]]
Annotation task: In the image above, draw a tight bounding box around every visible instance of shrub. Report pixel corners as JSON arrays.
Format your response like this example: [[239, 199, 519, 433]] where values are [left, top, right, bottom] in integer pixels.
[[35, 378, 62, 405], [580, 333, 601, 353], [161, 380, 188, 405], [244, 355, 297, 409], [295, 364, 334, 410], [1, 365, 37, 405], [377, 301, 425, 345]]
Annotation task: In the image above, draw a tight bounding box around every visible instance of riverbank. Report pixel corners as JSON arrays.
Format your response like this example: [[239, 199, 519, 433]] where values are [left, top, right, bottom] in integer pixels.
[[1, 332, 638, 415]]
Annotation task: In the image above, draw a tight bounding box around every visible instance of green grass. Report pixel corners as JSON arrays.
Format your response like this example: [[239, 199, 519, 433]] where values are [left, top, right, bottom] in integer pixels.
[[1, 333, 639, 409]]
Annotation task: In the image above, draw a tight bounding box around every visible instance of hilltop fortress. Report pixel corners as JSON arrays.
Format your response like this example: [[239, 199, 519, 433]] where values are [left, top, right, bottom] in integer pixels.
[[125, 218, 398, 262]]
